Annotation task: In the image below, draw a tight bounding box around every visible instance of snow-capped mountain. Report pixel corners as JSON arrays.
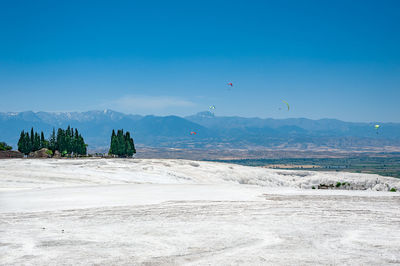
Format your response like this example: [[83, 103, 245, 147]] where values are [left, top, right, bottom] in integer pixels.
[[0, 110, 399, 152]]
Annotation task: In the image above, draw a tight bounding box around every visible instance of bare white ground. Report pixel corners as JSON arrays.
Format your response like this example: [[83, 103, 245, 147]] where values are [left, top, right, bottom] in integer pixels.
[[0, 158, 399, 191], [0, 159, 399, 265]]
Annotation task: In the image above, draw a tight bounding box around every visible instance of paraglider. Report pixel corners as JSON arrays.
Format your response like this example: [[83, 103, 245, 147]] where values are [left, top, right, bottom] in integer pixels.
[[190, 131, 197, 135], [282, 100, 290, 111], [374, 124, 380, 134], [209, 105, 216, 111], [227, 82, 233, 87]]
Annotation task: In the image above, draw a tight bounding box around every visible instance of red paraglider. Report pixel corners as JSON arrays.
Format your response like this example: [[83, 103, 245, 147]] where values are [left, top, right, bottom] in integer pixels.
[[190, 131, 197, 135], [227, 82, 233, 87]]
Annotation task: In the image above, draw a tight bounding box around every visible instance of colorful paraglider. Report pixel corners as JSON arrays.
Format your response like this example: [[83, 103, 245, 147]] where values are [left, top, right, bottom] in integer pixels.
[[190, 131, 197, 135], [282, 100, 290, 111], [227, 82, 233, 87], [374, 124, 380, 134]]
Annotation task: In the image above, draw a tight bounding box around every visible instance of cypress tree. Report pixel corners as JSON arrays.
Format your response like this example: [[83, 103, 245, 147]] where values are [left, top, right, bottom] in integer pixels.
[[117, 130, 125, 156], [129, 133, 136, 155], [57, 128, 65, 155], [64, 130, 69, 155], [72, 129, 79, 155], [115, 130, 120, 156], [109, 130, 116, 155], [82, 135, 87, 155], [49, 128, 56, 152], [30, 127, 34, 150], [109, 129, 136, 157], [66, 134, 71, 154], [125, 132, 134, 157], [18, 131, 25, 154], [16, 126, 86, 156], [77, 134, 87, 155], [40, 132, 45, 149], [25, 132, 31, 154], [71, 133, 75, 155], [33, 132, 40, 151], [77, 135, 82, 155], [123, 132, 128, 156]]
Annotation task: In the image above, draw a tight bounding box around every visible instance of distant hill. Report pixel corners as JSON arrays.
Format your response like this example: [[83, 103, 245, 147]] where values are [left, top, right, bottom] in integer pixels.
[[1, 110, 399, 152]]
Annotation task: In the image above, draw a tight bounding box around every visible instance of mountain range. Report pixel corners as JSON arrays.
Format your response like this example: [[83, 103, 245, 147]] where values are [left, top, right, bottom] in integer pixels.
[[1, 110, 399, 153]]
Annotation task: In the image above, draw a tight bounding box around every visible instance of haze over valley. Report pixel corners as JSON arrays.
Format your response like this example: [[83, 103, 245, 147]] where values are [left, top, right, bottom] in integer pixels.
[[1, 110, 399, 156]]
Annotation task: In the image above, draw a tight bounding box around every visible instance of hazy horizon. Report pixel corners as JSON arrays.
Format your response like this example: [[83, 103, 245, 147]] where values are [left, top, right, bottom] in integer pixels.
[[1, 108, 398, 124]]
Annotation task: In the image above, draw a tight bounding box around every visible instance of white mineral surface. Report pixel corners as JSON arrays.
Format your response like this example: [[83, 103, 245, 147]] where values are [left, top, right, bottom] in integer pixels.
[[0, 159, 399, 265]]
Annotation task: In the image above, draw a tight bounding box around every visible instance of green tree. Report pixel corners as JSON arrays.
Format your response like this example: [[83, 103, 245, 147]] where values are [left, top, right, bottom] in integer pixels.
[[109, 130, 116, 155], [125, 132, 136, 157], [65, 134, 71, 154], [130, 134, 136, 155], [71, 128, 78, 156], [30, 127, 34, 150], [52, 127, 87, 156], [16, 126, 86, 157], [56, 128, 66, 155], [49, 128, 56, 152], [65, 126, 72, 154], [40, 131, 48, 149], [33, 132, 40, 151], [117, 129, 125, 156], [18, 130, 26, 154], [0, 142, 12, 151], [24, 132, 31, 154], [109, 129, 136, 157], [76, 134, 87, 155]]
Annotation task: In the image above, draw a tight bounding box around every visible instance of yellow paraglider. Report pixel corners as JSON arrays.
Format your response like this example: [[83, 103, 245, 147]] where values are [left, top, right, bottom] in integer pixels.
[[374, 124, 380, 134]]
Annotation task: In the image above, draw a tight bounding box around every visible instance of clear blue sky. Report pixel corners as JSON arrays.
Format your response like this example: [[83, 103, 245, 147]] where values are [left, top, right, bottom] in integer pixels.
[[1, 0, 399, 122]]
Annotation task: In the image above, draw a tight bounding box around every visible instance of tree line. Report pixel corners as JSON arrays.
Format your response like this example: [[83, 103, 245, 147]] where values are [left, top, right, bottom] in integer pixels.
[[16, 127, 135, 157], [18, 126, 87, 156], [109, 129, 136, 157]]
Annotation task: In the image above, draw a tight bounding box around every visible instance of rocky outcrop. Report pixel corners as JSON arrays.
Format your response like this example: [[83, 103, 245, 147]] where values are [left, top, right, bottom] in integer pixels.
[[28, 148, 52, 158], [53, 150, 61, 158], [0, 150, 24, 159]]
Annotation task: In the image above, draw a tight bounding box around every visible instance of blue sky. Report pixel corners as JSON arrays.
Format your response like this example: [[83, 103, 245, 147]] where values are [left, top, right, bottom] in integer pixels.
[[0, 0, 399, 122]]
